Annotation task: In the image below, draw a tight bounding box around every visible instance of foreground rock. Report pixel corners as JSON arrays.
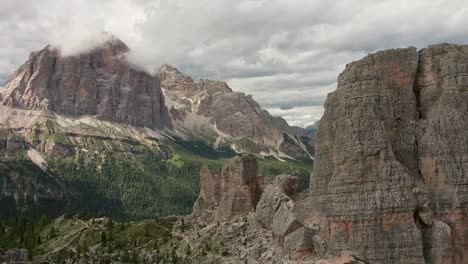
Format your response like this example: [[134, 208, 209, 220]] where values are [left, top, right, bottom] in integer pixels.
[[307, 44, 468, 263], [190, 155, 316, 261], [190, 154, 262, 224]]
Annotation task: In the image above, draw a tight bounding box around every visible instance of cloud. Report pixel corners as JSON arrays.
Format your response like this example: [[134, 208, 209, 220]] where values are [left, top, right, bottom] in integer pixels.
[[1, 0, 468, 126]]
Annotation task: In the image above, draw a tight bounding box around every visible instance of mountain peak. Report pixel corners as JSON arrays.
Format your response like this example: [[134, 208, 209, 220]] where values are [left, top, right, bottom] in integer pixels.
[[0, 32, 170, 129], [52, 32, 129, 57], [93, 32, 129, 54], [158, 64, 193, 84]]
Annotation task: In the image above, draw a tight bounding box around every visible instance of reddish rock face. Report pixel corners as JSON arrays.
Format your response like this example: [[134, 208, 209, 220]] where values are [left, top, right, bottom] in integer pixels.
[[217, 155, 261, 220], [309, 44, 468, 263], [1, 35, 170, 129], [190, 155, 262, 223]]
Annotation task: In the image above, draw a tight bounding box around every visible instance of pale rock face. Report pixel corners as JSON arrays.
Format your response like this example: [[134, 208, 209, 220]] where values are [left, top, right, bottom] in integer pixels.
[[157, 64, 313, 159], [271, 201, 303, 239], [274, 174, 301, 197], [255, 174, 301, 230], [282, 227, 315, 261], [308, 44, 468, 263], [1, 35, 170, 129], [255, 184, 291, 229]]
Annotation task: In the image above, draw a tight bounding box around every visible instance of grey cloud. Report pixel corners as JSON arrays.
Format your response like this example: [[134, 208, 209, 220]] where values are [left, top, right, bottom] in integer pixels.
[[1, 0, 468, 127]]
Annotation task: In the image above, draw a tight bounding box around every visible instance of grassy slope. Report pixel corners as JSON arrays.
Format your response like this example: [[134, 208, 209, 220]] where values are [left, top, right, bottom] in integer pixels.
[[1, 119, 312, 220], [0, 215, 176, 263], [44, 138, 311, 220]]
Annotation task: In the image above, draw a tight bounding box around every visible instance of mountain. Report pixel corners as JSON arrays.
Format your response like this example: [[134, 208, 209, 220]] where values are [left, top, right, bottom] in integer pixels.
[[0, 34, 312, 220], [1, 33, 170, 129], [179, 44, 468, 263], [307, 44, 468, 263], [1, 42, 467, 264], [304, 122, 317, 136], [158, 64, 313, 160], [0, 33, 312, 161]]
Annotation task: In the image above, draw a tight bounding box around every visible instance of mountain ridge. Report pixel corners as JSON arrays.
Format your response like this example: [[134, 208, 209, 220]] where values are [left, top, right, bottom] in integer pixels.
[[0, 35, 313, 160]]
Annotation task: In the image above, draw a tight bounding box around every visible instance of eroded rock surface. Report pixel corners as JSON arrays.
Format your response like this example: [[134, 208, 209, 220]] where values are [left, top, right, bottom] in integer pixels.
[[1, 33, 170, 129], [157, 64, 313, 159], [308, 44, 468, 263], [190, 154, 262, 224]]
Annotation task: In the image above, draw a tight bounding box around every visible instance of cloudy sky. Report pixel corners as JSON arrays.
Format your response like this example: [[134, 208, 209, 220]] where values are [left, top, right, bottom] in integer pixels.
[[1, 0, 468, 127]]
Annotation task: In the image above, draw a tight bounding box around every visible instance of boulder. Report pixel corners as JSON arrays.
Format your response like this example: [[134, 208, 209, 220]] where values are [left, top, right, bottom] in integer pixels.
[[274, 174, 300, 197], [255, 184, 291, 229], [271, 202, 303, 238], [283, 227, 314, 260]]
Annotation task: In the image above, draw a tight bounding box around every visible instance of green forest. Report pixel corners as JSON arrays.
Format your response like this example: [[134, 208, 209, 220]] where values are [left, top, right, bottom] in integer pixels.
[[0, 137, 312, 221]]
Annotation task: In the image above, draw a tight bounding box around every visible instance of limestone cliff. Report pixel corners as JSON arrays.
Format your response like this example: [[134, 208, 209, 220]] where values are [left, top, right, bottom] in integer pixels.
[[190, 154, 262, 225], [308, 44, 468, 263], [158, 64, 313, 160], [1, 34, 170, 129]]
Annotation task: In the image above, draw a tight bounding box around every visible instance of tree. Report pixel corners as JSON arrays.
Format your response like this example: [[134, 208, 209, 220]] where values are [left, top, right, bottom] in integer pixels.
[[38, 214, 51, 228], [76, 243, 81, 257], [106, 219, 114, 232], [130, 249, 139, 264], [121, 250, 130, 262], [82, 241, 89, 254], [101, 231, 107, 245], [48, 227, 57, 239], [180, 218, 186, 233], [171, 247, 177, 263]]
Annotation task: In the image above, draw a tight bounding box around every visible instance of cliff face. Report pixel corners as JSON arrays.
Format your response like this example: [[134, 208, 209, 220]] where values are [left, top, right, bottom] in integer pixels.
[[309, 44, 468, 263], [190, 155, 262, 225], [158, 64, 313, 160], [1, 35, 170, 129]]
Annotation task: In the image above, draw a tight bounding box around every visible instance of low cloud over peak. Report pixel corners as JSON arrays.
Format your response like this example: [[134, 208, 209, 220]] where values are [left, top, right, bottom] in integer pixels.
[[2, 0, 468, 127]]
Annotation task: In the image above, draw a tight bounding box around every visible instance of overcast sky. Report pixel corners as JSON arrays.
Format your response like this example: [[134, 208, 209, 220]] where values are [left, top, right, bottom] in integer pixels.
[[1, 0, 468, 127]]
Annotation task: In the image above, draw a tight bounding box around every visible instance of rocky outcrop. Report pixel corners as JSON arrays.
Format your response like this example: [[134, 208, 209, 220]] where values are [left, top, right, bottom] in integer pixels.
[[1, 33, 170, 129], [190, 156, 315, 261], [308, 44, 468, 263], [255, 183, 292, 229], [158, 64, 313, 159], [283, 227, 316, 261], [190, 155, 262, 224], [217, 154, 261, 220], [0, 249, 29, 263]]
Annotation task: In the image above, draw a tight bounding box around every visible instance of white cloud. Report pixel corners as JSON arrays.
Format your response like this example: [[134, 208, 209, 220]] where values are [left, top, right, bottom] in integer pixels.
[[1, 0, 468, 126]]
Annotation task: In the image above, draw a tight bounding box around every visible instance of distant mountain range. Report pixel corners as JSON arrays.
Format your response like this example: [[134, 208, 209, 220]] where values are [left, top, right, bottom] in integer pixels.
[[0, 34, 313, 220]]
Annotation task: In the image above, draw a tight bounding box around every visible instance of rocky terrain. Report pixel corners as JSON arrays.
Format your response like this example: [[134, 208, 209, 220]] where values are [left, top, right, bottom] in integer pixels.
[[186, 44, 468, 263], [0, 33, 313, 160], [0, 33, 313, 220], [1, 37, 467, 264], [1, 33, 170, 130], [305, 44, 468, 263], [158, 64, 313, 160]]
